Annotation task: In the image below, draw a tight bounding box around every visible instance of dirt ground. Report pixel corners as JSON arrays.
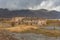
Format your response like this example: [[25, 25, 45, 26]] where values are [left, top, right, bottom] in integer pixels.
[[0, 30, 18, 40]]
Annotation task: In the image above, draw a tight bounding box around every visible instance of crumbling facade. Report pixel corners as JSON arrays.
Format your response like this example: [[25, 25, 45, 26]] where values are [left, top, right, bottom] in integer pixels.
[[11, 17, 47, 26]]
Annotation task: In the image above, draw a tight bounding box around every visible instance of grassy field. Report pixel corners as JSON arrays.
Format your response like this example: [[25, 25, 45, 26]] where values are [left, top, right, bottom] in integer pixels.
[[0, 25, 59, 37], [46, 19, 60, 26], [0, 19, 60, 37]]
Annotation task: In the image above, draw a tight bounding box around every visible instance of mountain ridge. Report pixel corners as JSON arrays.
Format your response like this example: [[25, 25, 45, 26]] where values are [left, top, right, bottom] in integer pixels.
[[0, 8, 60, 19]]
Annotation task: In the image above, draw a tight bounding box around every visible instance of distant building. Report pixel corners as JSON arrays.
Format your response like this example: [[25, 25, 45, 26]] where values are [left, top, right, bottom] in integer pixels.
[[38, 19, 47, 26], [11, 17, 47, 26], [11, 17, 24, 22]]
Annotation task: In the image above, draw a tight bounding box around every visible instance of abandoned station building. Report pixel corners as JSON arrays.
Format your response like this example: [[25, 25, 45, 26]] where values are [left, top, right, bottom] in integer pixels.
[[11, 17, 47, 26]]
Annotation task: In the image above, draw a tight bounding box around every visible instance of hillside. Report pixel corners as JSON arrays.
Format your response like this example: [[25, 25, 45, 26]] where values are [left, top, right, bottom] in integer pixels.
[[0, 9, 60, 19]]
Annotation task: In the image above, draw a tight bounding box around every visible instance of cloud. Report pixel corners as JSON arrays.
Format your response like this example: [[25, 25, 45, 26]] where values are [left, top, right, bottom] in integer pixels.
[[29, 0, 60, 11], [0, 0, 60, 11], [0, 0, 43, 10]]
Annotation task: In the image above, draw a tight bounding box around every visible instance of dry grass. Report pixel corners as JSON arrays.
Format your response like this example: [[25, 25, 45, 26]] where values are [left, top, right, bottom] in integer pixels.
[[4, 25, 38, 32], [1, 25, 60, 37], [46, 20, 60, 26], [0, 19, 60, 37]]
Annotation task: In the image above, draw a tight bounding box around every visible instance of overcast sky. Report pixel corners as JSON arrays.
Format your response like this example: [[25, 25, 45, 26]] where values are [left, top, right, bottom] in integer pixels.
[[0, 0, 60, 11]]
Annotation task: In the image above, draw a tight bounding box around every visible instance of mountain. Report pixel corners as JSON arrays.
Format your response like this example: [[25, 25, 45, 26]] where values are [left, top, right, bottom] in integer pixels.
[[0, 8, 60, 19]]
